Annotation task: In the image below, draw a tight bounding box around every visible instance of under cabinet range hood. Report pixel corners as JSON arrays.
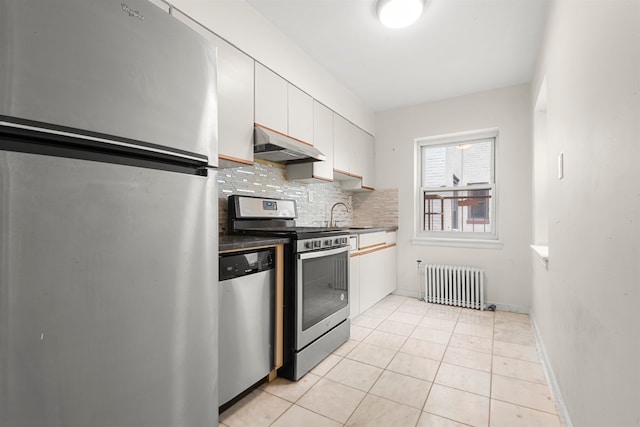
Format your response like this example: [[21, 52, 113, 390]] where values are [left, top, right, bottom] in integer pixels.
[[254, 125, 326, 164]]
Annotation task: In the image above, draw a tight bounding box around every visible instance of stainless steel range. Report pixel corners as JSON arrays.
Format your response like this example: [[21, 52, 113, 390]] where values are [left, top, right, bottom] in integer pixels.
[[229, 195, 350, 380]]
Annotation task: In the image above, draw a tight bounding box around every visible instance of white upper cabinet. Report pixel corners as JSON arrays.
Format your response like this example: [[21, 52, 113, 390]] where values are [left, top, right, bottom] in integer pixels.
[[287, 85, 313, 144], [171, 9, 254, 167], [255, 64, 315, 146], [333, 114, 375, 190], [311, 101, 334, 180], [255, 62, 288, 135], [359, 130, 375, 189], [333, 114, 351, 174], [286, 100, 333, 182]]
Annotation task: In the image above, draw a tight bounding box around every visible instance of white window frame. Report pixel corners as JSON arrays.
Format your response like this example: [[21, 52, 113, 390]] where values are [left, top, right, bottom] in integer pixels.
[[412, 128, 503, 249]]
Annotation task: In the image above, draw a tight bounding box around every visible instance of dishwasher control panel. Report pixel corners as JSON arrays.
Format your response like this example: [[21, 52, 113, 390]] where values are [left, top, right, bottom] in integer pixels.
[[219, 248, 275, 281]]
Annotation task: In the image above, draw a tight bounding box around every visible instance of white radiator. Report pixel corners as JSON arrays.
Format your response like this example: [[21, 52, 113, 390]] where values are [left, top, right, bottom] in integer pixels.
[[425, 265, 485, 310]]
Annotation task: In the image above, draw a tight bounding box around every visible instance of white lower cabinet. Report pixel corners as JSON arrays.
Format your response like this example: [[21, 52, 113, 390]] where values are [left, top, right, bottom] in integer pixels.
[[351, 232, 397, 316], [349, 254, 360, 318]]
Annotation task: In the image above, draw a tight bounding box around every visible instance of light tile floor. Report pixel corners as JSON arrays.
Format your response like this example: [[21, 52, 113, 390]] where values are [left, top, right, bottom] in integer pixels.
[[219, 295, 563, 427]]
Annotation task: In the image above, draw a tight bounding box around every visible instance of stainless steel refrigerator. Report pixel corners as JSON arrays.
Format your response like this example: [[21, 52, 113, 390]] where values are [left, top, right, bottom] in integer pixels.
[[0, 1, 219, 426]]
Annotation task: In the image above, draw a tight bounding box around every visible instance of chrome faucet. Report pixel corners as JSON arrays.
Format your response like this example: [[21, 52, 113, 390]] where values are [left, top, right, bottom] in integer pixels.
[[329, 202, 349, 227]]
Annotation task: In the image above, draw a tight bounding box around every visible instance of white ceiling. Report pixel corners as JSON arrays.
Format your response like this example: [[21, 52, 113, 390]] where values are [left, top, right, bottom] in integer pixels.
[[245, 0, 549, 112]]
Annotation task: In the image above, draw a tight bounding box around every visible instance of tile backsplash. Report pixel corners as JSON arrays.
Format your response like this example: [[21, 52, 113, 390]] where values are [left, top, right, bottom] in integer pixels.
[[217, 161, 398, 235], [352, 188, 399, 227]]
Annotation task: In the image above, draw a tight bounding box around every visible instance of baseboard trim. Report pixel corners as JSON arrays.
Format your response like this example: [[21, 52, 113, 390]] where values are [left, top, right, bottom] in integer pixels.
[[392, 289, 421, 298], [529, 313, 574, 427]]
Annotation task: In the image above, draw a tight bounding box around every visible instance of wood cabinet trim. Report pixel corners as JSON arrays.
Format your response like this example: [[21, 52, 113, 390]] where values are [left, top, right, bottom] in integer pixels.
[[219, 154, 254, 166], [274, 244, 284, 369], [358, 244, 396, 256]]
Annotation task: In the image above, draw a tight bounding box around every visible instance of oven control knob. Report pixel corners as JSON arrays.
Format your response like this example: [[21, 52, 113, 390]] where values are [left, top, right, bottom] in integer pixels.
[[305, 241, 314, 249], [314, 240, 322, 248], [324, 239, 332, 247]]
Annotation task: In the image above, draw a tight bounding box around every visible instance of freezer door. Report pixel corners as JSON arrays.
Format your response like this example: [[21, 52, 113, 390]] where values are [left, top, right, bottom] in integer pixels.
[[0, 0, 217, 165], [0, 151, 218, 427]]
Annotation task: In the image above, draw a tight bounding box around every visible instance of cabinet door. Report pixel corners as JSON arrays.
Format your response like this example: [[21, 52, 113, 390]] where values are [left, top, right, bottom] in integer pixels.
[[359, 246, 396, 312], [288, 85, 313, 144], [349, 126, 364, 179], [171, 9, 254, 167], [361, 132, 375, 189], [311, 101, 334, 181], [255, 63, 287, 134], [380, 245, 397, 296], [349, 254, 360, 319], [333, 114, 351, 174]]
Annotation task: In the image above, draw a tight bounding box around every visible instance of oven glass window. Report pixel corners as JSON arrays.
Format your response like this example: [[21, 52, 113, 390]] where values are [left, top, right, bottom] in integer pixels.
[[301, 250, 348, 331]]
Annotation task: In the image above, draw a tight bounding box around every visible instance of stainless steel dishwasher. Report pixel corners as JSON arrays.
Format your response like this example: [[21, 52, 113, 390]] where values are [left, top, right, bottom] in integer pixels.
[[218, 248, 275, 407]]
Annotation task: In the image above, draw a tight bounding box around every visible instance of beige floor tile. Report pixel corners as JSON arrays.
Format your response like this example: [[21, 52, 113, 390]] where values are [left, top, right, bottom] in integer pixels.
[[346, 342, 397, 368], [448, 333, 493, 354], [271, 404, 342, 427], [400, 337, 447, 361], [424, 384, 490, 427], [220, 303, 566, 427], [369, 370, 432, 409], [361, 306, 394, 319], [454, 322, 493, 339], [387, 310, 425, 325], [491, 374, 557, 414], [376, 319, 417, 336], [350, 325, 373, 341], [345, 394, 422, 426], [434, 363, 491, 397], [219, 389, 291, 427], [262, 373, 321, 402], [442, 345, 492, 372], [411, 326, 453, 345], [493, 340, 539, 363], [297, 378, 366, 424], [325, 358, 383, 392], [400, 297, 433, 308], [417, 412, 470, 427], [333, 339, 359, 357], [418, 317, 457, 332], [386, 351, 440, 382], [490, 399, 562, 427], [374, 295, 407, 310], [396, 299, 433, 316], [458, 309, 495, 326], [425, 309, 460, 322], [310, 353, 342, 376], [425, 305, 462, 321], [363, 329, 407, 351], [494, 311, 530, 324], [352, 313, 385, 329], [492, 355, 546, 384], [494, 329, 536, 346], [494, 319, 534, 335]]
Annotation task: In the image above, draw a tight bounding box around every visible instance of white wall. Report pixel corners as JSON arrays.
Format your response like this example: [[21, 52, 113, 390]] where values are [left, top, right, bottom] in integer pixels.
[[167, 0, 375, 134], [375, 84, 533, 310], [530, 1, 640, 426]]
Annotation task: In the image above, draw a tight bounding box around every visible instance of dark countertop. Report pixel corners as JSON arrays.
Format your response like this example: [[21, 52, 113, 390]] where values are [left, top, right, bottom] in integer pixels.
[[219, 235, 290, 253], [218, 226, 397, 252]]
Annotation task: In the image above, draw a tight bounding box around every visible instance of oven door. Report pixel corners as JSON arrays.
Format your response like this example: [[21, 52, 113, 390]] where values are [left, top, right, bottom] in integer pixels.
[[296, 245, 350, 350]]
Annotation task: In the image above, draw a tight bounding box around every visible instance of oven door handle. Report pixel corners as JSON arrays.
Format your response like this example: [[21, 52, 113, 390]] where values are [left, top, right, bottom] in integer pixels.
[[297, 245, 350, 260]]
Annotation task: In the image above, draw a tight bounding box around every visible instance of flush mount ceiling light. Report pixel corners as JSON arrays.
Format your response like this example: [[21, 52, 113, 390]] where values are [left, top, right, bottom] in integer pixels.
[[377, 0, 425, 29]]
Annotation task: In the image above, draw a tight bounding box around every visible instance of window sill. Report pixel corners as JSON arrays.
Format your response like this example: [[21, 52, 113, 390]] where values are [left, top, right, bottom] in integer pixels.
[[530, 244, 549, 269], [411, 236, 503, 249]]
